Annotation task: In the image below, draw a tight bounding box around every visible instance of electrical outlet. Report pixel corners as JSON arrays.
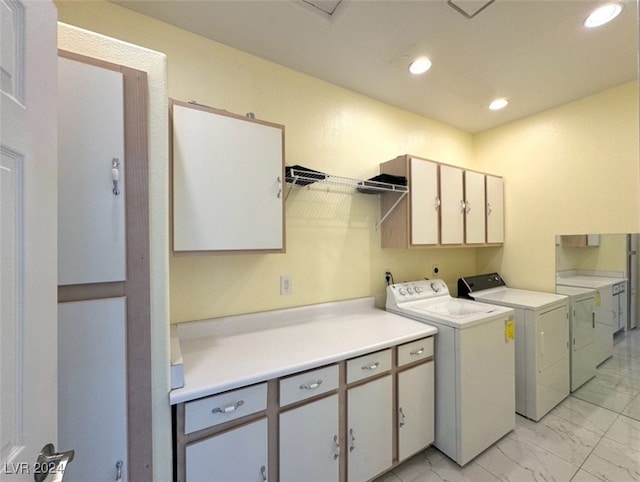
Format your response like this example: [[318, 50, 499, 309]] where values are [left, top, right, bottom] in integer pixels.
[[280, 275, 293, 295], [432, 264, 440, 278]]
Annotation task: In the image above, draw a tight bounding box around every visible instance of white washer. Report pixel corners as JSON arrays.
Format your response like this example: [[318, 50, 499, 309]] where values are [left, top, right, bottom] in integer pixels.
[[556, 285, 597, 391], [458, 273, 569, 421], [386, 279, 515, 466]]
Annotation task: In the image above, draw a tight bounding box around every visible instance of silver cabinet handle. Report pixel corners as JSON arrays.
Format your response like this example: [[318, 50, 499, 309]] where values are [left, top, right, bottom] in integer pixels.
[[465, 200, 471, 213], [333, 435, 340, 460], [460, 200, 466, 212], [435, 197, 441, 210], [487, 202, 493, 215], [592, 312, 595, 329], [300, 379, 323, 390], [361, 362, 380, 371], [276, 176, 282, 199], [410, 347, 425, 356], [349, 428, 356, 452], [399, 407, 406, 427], [112, 158, 120, 195], [34, 444, 75, 482], [212, 400, 244, 414], [260, 465, 267, 482], [115, 460, 123, 481]]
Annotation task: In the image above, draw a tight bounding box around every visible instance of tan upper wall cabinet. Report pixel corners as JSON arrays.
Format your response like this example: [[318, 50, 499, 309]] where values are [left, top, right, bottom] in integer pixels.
[[171, 100, 285, 253], [380, 155, 504, 248]]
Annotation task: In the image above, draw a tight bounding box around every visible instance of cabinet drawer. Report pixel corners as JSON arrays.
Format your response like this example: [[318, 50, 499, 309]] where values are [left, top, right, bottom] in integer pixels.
[[280, 364, 339, 407], [185, 383, 267, 434], [347, 349, 392, 384], [398, 337, 434, 367]]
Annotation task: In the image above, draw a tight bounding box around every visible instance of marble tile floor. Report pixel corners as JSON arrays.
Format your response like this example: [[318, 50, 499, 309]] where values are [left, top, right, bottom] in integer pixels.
[[376, 328, 640, 482]]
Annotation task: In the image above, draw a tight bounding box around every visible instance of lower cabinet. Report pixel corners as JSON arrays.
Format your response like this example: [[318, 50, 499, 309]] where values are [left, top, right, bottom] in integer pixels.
[[347, 376, 393, 482], [185, 419, 268, 482], [398, 362, 435, 461], [280, 395, 340, 482], [174, 336, 434, 482]]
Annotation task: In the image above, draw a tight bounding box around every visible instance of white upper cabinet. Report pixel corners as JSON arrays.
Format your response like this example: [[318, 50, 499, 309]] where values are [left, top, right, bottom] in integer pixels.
[[410, 157, 440, 245], [464, 170, 486, 244], [171, 100, 285, 253], [58, 57, 126, 285], [486, 174, 505, 244], [440, 164, 464, 245], [380, 155, 504, 248]]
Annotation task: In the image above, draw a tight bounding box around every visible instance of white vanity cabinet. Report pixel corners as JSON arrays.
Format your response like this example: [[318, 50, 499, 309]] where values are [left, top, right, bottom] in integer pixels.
[[380, 154, 504, 248], [171, 100, 285, 253], [171, 306, 436, 482]]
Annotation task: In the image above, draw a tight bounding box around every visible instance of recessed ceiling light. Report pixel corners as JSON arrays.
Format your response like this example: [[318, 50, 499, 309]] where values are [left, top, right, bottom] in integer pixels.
[[584, 3, 623, 28], [409, 57, 432, 75], [489, 98, 509, 111]]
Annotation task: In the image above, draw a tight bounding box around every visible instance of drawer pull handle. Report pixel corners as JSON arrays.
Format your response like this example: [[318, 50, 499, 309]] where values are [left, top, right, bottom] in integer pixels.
[[333, 435, 340, 460], [260, 465, 267, 481], [300, 379, 323, 390], [410, 347, 425, 356], [362, 362, 380, 371], [399, 407, 406, 427], [211, 400, 244, 414]]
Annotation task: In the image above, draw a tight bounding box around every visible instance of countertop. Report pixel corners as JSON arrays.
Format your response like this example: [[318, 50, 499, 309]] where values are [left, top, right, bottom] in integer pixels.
[[170, 297, 437, 404]]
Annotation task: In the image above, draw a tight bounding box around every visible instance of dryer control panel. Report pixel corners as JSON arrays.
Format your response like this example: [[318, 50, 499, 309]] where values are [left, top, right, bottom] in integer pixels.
[[458, 273, 506, 298]]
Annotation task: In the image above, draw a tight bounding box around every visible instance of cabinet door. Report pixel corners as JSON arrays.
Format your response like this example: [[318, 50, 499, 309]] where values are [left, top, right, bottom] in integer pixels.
[[172, 102, 284, 252], [486, 175, 504, 243], [58, 298, 128, 482], [573, 296, 596, 351], [280, 395, 339, 482], [439, 165, 464, 244], [347, 376, 393, 482], [186, 419, 268, 482], [619, 283, 627, 331], [58, 56, 126, 285], [464, 171, 486, 244], [398, 362, 434, 461], [409, 158, 439, 245]]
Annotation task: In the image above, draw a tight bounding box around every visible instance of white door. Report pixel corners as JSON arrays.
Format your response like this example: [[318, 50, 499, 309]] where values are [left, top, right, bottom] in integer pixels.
[[1, 0, 69, 480], [280, 395, 339, 482], [409, 158, 439, 245], [398, 362, 434, 461], [439, 164, 464, 244], [463, 170, 486, 244], [347, 376, 393, 482]]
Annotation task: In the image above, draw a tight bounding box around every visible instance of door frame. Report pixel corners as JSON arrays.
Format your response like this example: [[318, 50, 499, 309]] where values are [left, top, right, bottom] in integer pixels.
[[57, 49, 153, 482]]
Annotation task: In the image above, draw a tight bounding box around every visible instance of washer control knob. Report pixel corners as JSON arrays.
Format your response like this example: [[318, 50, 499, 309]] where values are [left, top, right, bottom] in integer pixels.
[[407, 287, 414, 294], [399, 288, 407, 296], [414, 286, 422, 294]]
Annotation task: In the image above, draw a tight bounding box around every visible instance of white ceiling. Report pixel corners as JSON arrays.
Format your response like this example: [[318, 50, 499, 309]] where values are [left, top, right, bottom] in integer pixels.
[[114, 0, 638, 133]]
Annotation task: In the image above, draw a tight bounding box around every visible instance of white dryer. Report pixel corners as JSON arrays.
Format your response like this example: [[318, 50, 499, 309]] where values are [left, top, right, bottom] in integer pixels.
[[386, 279, 515, 466], [556, 285, 597, 391], [458, 273, 569, 421]]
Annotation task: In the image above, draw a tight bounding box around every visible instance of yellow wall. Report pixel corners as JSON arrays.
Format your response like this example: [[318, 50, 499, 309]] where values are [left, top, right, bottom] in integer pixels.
[[56, 1, 640, 320], [557, 234, 628, 273], [475, 82, 639, 292]]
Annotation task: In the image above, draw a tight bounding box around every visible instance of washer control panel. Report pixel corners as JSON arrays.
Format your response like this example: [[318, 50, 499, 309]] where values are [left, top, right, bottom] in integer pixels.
[[387, 279, 449, 304]]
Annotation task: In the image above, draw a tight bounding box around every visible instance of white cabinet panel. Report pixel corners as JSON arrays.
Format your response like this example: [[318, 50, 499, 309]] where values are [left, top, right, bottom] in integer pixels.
[[58, 298, 128, 482], [280, 395, 339, 482], [58, 56, 126, 285], [172, 101, 284, 252], [409, 157, 439, 245], [398, 362, 434, 461], [486, 175, 504, 244], [186, 419, 268, 482], [347, 376, 393, 482], [440, 164, 464, 245], [464, 170, 486, 244]]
